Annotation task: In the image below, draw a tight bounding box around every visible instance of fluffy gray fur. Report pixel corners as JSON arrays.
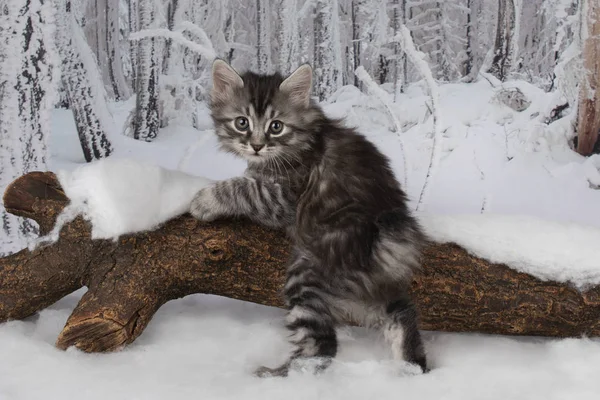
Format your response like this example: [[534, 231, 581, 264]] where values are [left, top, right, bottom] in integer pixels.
[[191, 59, 428, 377]]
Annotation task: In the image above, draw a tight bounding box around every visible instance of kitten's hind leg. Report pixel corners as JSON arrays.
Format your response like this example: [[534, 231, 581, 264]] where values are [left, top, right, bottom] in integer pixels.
[[382, 295, 428, 373], [255, 254, 337, 378]]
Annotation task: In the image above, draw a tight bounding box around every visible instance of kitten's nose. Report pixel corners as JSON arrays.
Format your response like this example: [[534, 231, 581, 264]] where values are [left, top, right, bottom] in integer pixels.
[[251, 144, 265, 153]]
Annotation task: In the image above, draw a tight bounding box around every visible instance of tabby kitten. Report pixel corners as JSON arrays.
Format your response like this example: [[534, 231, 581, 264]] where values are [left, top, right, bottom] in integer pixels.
[[190, 59, 428, 377]]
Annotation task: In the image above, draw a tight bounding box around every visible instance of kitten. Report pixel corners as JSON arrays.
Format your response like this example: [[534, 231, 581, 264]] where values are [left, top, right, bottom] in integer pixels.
[[190, 59, 428, 377]]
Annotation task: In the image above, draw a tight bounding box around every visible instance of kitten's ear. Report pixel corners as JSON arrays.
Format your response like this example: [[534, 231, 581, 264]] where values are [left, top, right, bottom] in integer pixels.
[[211, 59, 244, 103], [279, 64, 313, 107]]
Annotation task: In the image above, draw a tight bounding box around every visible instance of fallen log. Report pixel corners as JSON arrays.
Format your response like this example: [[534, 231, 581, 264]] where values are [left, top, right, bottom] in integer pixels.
[[1, 172, 599, 353]]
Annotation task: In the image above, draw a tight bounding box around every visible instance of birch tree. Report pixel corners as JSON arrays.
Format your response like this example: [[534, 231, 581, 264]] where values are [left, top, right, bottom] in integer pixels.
[[351, 0, 365, 87], [315, 0, 343, 100], [576, 0, 600, 155], [133, 0, 160, 141], [106, 0, 131, 100], [279, 0, 299, 74], [58, 0, 114, 162], [224, 5, 235, 63], [93, 0, 113, 96], [0, 0, 57, 254], [128, 0, 139, 88], [488, 0, 516, 80], [256, 0, 271, 73], [464, 0, 473, 77], [392, 0, 408, 97]]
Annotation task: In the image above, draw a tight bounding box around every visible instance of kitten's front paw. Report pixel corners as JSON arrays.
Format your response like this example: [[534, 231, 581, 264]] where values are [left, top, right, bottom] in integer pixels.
[[190, 188, 221, 222]]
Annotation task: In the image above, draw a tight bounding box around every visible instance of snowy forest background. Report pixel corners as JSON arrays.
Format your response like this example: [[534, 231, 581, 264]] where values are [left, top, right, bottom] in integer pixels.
[[0, 0, 599, 255]]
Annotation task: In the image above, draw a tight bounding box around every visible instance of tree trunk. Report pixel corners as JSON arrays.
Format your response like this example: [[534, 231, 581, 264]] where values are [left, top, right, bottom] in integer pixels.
[[2, 172, 600, 353], [465, 0, 473, 77], [162, 0, 179, 74], [224, 7, 235, 64], [279, 0, 299, 75], [133, 0, 160, 141], [576, 0, 600, 156], [59, 1, 113, 162], [315, 0, 342, 101], [488, 0, 516, 81], [351, 0, 362, 88], [0, 0, 55, 254], [94, 0, 113, 98], [256, 0, 271, 73], [128, 0, 139, 89], [106, 0, 131, 100], [392, 0, 407, 99]]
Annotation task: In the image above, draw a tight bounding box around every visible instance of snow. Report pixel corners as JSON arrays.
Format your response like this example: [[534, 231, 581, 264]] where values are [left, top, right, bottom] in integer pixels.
[[421, 214, 600, 289], [3, 77, 600, 398], [394, 25, 443, 211], [1, 290, 600, 400], [37, 158, 212, 242]]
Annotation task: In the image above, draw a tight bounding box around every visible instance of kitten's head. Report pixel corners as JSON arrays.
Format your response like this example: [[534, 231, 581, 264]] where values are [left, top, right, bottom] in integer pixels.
[[209, 59, 323, 165]]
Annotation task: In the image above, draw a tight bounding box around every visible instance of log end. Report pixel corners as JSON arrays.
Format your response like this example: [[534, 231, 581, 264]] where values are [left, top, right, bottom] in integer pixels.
[[56, 315, 138, 353], [3, 172, 69, 233]]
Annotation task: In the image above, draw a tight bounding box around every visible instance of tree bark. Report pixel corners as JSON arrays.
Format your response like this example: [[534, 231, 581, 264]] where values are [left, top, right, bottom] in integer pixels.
[[256, 0, 271, 73], [1, 172, 600, 353], [465, 0, 473, 77], [488, 0, 516, 81], [94, 0, 113, 98], [0, 0, 54, 253], [576, 0, 600, 156], [314, 0, 341, 101], [133, 0, 160, 141], [106, 0, 131, 101], [60, 1, 113, 162], [351, 0, 362, 88], [128, 0, 139, 90]]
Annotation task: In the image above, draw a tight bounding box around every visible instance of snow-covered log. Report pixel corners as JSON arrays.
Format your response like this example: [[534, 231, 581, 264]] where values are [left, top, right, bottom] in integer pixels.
[[57, 0, 114, 162], [576, 0, 600, 156], [1, 171, 600, 353]]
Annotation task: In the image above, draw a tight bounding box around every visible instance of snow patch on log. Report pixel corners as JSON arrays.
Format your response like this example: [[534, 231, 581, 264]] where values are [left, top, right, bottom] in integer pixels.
[[34, 158, 212, 243], [420, 213, 600, 289]]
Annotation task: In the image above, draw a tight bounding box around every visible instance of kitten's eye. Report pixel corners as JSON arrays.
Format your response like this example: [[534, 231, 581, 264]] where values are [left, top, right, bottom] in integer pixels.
[[234, 117, 249, 131], [269, 120, 284, 135]]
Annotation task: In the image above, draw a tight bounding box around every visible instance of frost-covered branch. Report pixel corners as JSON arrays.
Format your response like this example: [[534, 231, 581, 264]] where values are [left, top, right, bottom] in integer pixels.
[[355, 66, 408, 188], [130, 28, 216, 59], [391, 25, 442, 211]]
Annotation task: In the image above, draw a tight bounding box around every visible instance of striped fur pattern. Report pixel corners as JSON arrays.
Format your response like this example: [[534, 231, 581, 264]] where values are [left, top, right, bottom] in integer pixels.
[[190, 60, 428, 377]]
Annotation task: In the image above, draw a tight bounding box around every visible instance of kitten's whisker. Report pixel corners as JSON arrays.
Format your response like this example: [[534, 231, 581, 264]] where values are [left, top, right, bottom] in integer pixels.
[[275, 154, 292, 184]]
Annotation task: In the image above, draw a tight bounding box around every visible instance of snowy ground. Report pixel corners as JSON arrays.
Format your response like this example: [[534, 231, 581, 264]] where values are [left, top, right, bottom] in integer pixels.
[[2, 290, 600, 400], [2, 80, 600, 399]]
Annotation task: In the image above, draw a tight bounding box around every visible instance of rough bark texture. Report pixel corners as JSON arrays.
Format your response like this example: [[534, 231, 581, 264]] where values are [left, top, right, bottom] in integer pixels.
[[576, 0, 600, 156], [488, 0, 515, 80], [133, 0, 160, 141], [1, 172, 600, 353], [61, 1, 113, 162]]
